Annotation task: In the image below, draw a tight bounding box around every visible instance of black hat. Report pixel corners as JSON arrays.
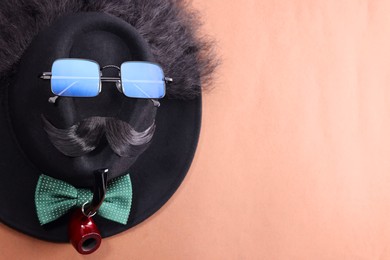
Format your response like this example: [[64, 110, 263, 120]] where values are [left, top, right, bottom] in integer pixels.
[[0, 0, 217, 246]]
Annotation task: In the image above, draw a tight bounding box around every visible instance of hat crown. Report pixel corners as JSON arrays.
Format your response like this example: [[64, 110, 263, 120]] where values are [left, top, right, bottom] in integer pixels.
[[8, 13, 157, 187]]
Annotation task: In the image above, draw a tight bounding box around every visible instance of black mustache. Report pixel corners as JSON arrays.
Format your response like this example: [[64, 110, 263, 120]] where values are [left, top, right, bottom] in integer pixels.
[[42, 115, 156, 157]]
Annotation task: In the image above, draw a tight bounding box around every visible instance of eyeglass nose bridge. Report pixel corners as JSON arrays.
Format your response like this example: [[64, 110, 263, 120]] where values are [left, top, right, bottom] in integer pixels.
[[100, 65, 123, 94], [99, 76, 123, 92]]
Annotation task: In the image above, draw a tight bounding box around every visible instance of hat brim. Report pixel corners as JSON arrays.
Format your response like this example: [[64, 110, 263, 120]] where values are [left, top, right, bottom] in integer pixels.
[[0, 90, 201, 242]]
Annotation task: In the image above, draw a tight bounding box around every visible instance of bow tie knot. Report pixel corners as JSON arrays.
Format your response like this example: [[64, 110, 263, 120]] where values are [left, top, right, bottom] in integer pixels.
[[35, 174, 132, 225]]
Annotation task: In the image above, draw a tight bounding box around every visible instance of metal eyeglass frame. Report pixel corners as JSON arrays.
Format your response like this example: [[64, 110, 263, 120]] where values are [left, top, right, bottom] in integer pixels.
[[40, 64, 173, 107]]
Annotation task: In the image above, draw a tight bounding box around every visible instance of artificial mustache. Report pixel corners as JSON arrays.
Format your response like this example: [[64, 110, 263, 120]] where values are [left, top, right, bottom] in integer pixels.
[[41, 115, 156, 157]]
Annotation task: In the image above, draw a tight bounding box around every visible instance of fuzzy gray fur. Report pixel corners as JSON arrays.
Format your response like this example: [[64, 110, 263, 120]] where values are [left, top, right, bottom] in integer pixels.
[[0, 0, 217, 99]]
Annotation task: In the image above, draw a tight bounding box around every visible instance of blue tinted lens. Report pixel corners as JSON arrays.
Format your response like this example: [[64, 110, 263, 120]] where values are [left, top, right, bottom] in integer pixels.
[[120, 62, 166, 99], [51, 59, 100, 97]]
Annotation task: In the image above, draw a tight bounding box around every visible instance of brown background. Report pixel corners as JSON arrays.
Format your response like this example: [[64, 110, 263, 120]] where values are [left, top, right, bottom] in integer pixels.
[[2, 0, 390, 259]]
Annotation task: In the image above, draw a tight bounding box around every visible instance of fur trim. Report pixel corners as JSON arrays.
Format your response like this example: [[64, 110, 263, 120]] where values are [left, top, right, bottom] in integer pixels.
[[0, 0, 218, 99]]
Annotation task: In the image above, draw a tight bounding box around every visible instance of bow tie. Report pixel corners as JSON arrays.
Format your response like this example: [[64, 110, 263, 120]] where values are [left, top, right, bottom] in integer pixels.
[[35, 174, 132, 225]]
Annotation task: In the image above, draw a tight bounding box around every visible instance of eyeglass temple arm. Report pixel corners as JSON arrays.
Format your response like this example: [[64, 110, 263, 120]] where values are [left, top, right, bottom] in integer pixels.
[[40, 72, 52, 80], [40, 73, 123, 82], [40, 72, 174, 83], [101, 77, 174, 83], [40, 73, 59, 104]]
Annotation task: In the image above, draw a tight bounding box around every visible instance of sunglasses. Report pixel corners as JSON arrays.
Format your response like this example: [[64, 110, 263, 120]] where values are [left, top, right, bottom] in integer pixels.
[[40, 58, 172, 104]]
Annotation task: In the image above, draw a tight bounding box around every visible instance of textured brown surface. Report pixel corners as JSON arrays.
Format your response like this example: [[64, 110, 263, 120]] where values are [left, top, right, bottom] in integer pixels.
[[3, 0, 390, 259]]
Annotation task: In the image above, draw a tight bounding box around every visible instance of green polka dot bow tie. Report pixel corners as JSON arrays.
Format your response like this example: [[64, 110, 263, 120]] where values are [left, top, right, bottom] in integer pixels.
[[35, 174, 132, 225]]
